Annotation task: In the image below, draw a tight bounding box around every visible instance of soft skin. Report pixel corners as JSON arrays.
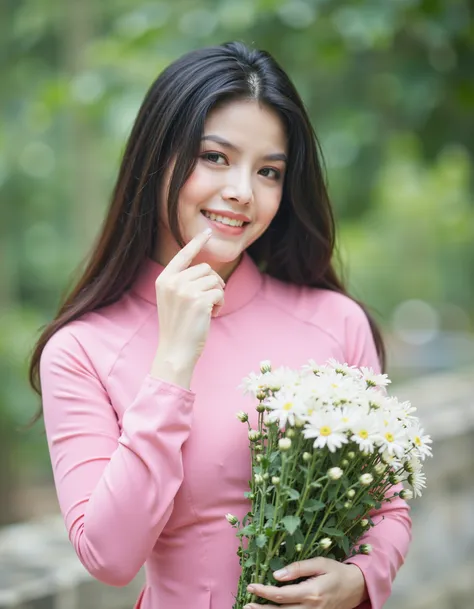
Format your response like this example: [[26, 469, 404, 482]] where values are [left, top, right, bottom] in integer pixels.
[[155, 99, 288, 281]]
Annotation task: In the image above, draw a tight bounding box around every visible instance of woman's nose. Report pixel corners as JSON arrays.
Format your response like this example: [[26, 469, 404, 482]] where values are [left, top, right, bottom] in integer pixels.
[[221, 172, 253, 205]]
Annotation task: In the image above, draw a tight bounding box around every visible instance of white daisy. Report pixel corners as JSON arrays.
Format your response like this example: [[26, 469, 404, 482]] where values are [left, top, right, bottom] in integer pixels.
[[350, 414, 379, 453], [325, 358, 360, 378], [264, 388, 306, 429], [408, 470, 427, 498], [239, 372, 267, 397], [360, 366, 391, 389], [407, 425, 433, 460], [303, 411, 349, 453], [374, 414, 408, 459]]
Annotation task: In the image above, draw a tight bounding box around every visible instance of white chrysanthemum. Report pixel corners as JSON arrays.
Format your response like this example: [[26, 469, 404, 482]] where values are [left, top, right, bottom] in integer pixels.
[[366, 389, 389, 411], [408, 470, 426, 498], [350, 414, 379, 453], [239, 372, 268, 396], [303, 411, 349, 453], [264, 388, 306, 429], [325, 358, 360, 378], [407, 425, 433, 460], [338, 406, 361, 428], [301, 359, 322, 376], [380, 450, 403, 471], [270, 366, 300, 390], [374, 414, 409, 459], [396, 400, 418, 423], [360, 366, 391, 388]]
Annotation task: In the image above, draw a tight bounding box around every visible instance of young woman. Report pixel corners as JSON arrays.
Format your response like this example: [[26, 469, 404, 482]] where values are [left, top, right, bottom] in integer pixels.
[[29, 42, 411, 609]]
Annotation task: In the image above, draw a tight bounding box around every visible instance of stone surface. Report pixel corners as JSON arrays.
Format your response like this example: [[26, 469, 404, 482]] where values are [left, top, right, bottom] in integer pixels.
[[0, 368, 472, 608]]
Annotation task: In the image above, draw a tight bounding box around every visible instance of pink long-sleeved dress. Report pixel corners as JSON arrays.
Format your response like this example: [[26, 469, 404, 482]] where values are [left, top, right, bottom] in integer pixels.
[[40, 252, 411, 609]]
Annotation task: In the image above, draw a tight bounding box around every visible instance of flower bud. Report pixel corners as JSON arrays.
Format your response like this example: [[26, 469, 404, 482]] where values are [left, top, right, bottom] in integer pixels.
[[272, 476, 280, 485], [263, 472, 269, 480], [341, 459, 349, 467], [279, 438, 292, 451], [359, 473, 374, 486], [256, 403, 266, 413], [225, 513, 238, 526], [347, 451, 356, 460], [374, 462, 386, 475], [295, 543, 303, 552], [328, 467, 343, 481], [236, 411, 248, 423], [389, 473, 400, 485], [256, 391, 267, 401], [256, 454, 262, 463], [359, 544, 372, 555], [302, 452, 312, 462], [254, 473, 264, 484], [318, 537, 332, 550], [399, 488, 413, 501], [248, 430, 261, 441], [286, 428, 296, 438], [346, 489, 356, 498], [260, 360, 272, 373], [360, 519, 369, 528], [295, 417, 305, 428], [254, 444, 263, 452]]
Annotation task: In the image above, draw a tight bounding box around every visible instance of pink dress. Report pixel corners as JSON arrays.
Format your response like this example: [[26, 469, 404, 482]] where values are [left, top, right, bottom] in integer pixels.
[[40, 253, 411, 608]]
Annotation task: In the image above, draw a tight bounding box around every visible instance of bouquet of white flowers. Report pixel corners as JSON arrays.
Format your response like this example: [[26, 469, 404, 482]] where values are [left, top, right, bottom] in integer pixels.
[[227, 359, 432, 608]]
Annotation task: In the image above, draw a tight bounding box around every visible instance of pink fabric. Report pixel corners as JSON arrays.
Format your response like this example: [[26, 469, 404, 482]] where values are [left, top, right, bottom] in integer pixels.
[[40, 253, 411, 608]]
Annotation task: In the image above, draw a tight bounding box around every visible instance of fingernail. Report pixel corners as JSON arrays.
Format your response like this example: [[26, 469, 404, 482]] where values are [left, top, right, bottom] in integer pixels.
[[244, 605, 252, 609], [203, 228, 212, 235], [247, 585, 256, 592], [274, 568, 289, 579]]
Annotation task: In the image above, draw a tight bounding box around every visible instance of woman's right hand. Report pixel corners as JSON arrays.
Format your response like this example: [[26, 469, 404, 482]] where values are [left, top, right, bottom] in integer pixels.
[[151, 229, 225, 386]]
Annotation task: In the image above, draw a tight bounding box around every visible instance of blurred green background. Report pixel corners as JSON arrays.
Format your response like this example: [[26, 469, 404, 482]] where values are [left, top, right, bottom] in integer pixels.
[[0, 0, 473, 526]]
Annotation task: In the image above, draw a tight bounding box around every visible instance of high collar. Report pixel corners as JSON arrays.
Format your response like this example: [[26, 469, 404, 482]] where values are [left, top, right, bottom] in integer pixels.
[[130, 252, 263, 316]]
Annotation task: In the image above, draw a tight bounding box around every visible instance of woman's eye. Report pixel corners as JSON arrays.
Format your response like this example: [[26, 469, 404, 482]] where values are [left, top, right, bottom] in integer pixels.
[[202, 152, 227, 165], [259, 167, 281, 180]]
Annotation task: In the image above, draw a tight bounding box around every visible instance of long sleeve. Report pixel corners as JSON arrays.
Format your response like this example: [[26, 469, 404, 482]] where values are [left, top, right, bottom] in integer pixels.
[[40, 328, 195, 587], [343, 304, 412, 609]]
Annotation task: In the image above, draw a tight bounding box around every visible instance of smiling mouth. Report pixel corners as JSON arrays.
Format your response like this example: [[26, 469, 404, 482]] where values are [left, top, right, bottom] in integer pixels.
[[201, 210, 250, 227]]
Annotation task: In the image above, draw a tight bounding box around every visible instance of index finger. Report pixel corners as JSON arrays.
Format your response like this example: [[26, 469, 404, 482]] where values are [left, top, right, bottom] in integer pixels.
[[164, 229, 213, 274]]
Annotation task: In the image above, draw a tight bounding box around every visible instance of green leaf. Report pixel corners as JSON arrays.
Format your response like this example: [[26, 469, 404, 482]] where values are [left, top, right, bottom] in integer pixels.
[[265, 504, 275, 519], [285, 488, 301, 501], [340, 536, 350, 555], [269, 557, 286, 571], [346, 505, 364, 520], [322, 527, 345, 538], [256, 534, 267, 548], [304, 499, 325, 512], [239, 524, 257, 537], [245, 556, 256, 567], [282, 515, 301, 535]]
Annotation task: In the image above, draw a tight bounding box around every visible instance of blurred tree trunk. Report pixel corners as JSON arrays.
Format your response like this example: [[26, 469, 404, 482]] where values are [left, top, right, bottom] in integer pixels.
[[63, 0, 99, 253]]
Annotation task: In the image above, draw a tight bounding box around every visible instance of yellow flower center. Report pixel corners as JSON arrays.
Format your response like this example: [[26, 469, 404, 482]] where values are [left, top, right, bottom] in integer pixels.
[[283, 402, 293, 411], [358, 430, 369, 439], [342, 417, 350, 423], [320, 426, 332, 436], [385, 432, 394, 442], [307, 408, 314, 416], [414, 436, 421, 446], [331, 383, 339, 388]]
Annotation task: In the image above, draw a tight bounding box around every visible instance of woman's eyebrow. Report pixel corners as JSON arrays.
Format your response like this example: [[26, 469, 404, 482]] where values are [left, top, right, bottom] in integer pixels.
[[201, 134, 287, 163]]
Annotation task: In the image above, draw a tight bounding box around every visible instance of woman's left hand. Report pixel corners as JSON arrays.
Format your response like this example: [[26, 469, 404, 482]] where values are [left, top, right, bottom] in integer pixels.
[[244, 558, 368, 609]]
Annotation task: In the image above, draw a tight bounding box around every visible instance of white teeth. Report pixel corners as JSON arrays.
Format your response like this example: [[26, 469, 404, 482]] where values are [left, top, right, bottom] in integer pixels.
[[202, 211, 245, 227]]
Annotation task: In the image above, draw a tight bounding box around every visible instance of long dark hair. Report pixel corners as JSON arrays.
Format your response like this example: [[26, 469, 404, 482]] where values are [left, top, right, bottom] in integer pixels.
[[29, 41, 386, 411]]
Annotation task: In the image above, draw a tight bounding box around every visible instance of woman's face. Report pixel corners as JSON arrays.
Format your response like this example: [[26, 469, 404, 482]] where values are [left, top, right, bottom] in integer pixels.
[[156, 99, 287, 279]]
